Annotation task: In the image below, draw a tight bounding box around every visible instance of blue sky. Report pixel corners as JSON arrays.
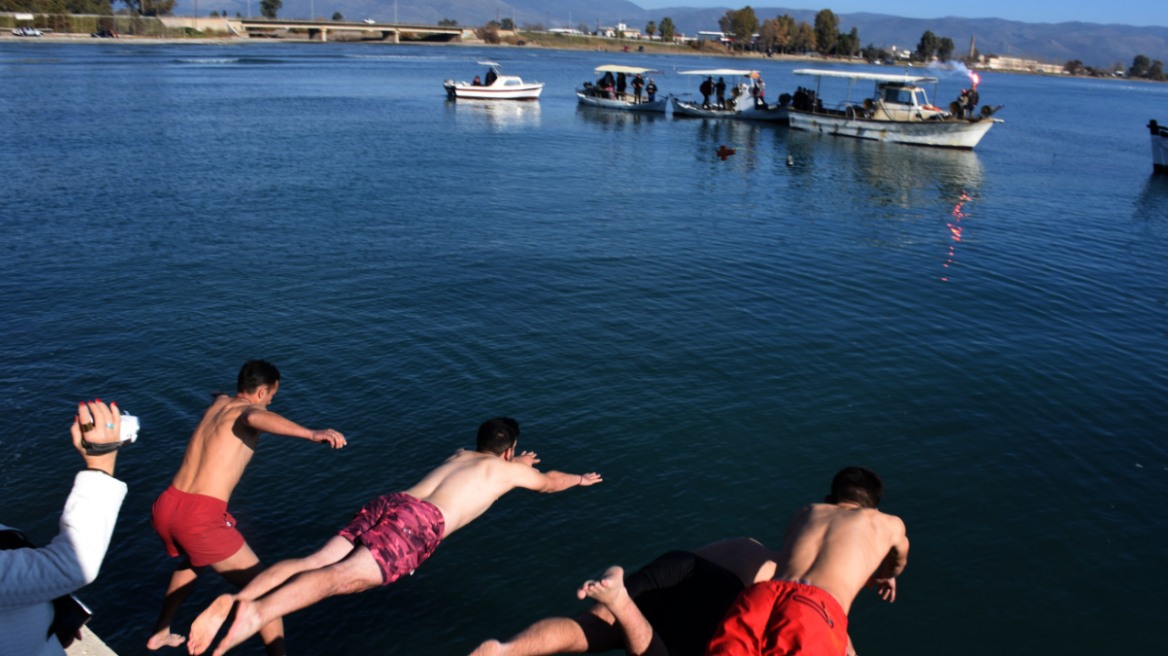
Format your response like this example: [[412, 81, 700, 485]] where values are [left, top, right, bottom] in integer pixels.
[[635, 0, 1168, 28]]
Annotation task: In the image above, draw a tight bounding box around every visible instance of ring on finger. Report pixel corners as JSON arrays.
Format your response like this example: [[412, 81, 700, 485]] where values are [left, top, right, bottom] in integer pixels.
[[80, 422, 96, 433]]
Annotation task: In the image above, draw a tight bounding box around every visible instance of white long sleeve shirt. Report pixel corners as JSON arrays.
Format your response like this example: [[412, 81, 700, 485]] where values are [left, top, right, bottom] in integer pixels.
[[0, 470, 127, 656]]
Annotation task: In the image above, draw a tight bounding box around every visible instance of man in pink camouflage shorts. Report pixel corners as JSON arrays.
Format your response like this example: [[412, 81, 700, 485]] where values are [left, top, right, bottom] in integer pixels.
[[188, 417, 602, 656]]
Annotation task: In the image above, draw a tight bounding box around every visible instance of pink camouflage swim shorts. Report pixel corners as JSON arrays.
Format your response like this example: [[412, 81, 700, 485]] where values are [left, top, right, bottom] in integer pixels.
[[337, 492, 446, 585]]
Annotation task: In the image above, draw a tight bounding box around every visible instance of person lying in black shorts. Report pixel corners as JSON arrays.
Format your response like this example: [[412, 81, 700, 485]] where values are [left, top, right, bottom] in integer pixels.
[[468, 538, 780, 656]]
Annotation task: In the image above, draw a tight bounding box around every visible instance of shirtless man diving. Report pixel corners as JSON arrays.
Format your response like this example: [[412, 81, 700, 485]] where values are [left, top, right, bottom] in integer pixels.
[[703, 466, 909, 656], [469, 537, 786, 656], [557, 467, 905, 656], [187, 417, 602, 656], [147, 360, 346, 654]]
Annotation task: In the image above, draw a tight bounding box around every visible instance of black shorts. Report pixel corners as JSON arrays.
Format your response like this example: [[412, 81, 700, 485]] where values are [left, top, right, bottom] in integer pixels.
[[624, 551, 746, 656]]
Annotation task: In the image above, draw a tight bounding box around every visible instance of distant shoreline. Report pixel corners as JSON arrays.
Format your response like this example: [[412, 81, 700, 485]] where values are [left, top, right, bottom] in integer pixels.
[[2, 32, 1159, 83]]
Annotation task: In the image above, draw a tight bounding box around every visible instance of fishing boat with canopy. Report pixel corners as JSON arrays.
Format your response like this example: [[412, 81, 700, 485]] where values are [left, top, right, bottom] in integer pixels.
[[444, 62, 544, 101], [578, 65, 669, 112], [786, 68, 1002, 149], [670, 69, 789, 122]]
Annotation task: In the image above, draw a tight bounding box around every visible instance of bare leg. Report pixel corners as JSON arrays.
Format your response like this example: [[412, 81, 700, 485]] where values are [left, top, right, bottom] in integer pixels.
[[212, 545, 382, 656], [147, 559, 203, 650], [189, 537, 353, 656], [578, 567, 671, 656], [470, 607, 629, 656]]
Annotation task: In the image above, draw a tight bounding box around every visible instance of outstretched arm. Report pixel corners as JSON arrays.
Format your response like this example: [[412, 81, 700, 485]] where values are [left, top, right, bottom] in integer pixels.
[[508, 460, 602, 494], [242, 409, 346, 448]]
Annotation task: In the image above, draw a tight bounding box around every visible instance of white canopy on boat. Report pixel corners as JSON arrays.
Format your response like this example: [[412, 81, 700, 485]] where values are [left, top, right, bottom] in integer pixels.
[[594, 65, 664, 75], [794, 69, 937, 84], [678, 69, 758, 77]]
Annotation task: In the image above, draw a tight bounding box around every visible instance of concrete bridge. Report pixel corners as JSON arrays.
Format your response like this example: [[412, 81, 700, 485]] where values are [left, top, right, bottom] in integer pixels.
[[232, 18, 463, 42]]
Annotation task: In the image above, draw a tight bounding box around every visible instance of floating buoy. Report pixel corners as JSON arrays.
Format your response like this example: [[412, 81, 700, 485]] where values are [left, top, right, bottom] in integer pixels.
[[786, 155, 794, 166]]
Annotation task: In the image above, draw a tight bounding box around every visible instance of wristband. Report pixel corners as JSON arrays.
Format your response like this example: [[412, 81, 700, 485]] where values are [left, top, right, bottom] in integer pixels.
[[81, 438, 123, 456]]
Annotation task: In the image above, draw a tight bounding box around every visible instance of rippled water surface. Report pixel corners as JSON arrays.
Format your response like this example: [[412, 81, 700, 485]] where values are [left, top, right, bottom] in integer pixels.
[[1, 43, 1166, 655]]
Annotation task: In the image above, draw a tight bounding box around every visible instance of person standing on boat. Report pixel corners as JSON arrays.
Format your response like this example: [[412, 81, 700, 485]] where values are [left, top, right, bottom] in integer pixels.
[[632, 74, 645, 104], [967, 86, 980, 118], [715, 77, 727, 109], [646, 78, 658, 103], [484, 67, 498, 86], [754, 75, 766, 108], [616, 72, 628, 97], [700, 77, 714, 109]]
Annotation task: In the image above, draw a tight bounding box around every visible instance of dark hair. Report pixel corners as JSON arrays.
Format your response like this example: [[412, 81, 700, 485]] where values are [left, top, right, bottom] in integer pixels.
[[237, 360, 281, 393], [477, 417, 520, 455], [830, 467, 884, 508]]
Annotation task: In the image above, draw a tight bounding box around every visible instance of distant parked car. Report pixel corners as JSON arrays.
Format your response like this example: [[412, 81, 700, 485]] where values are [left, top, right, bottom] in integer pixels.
[[363, 18, 376, 24], [12, 26, 44, 36], [91, 29, 118, 38]]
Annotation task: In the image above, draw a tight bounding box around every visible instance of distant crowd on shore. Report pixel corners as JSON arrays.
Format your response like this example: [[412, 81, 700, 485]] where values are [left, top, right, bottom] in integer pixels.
[[1, 360, 908, 656]]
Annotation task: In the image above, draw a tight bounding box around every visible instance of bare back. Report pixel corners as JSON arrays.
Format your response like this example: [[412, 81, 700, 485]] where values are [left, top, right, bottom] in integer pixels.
[[401, 449, 575, 536], [775, 504, 909, 613], [171, 396, 263, 502]]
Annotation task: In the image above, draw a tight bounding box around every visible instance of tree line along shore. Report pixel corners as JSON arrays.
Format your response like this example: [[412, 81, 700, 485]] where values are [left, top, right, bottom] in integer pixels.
[[3, 1, 1164, 81]]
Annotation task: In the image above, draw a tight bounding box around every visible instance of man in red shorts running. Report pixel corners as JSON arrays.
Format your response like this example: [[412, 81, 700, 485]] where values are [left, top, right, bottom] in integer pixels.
[[187, 417, 602, 656], [704, 467, 909, 656], [146, 360, 346, 653]]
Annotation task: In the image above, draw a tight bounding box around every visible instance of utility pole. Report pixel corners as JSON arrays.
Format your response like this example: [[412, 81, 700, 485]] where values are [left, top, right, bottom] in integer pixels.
[[394, 0, 397, 23]]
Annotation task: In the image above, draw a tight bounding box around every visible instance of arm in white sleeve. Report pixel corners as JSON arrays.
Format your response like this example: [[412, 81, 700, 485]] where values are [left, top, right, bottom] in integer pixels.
[[0, 470, 127, 609]]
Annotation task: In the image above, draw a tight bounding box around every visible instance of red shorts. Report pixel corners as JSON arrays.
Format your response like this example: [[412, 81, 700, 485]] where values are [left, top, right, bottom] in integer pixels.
[[337, 492, 445, 586], [705, 580, 849, 656], [151, 485, 245, 568]]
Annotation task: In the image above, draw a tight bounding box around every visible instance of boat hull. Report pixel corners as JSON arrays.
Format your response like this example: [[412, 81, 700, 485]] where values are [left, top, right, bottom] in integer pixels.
[[670, 98, 789, 123], [1152, 120, 1168, 174], [445, 83, 544, 101], [788, 110, 996, 149], [577, 92, 667, 113]]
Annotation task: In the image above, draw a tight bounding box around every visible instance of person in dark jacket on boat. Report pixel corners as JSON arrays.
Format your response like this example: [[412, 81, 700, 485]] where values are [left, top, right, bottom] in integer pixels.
[[472, 76, 482, 86], [632, 74, 645, 103], [700, 77, 714, 109], [715, 77, 727, 109], [646, 78, 658, 103], [616, 72, 628, 96]]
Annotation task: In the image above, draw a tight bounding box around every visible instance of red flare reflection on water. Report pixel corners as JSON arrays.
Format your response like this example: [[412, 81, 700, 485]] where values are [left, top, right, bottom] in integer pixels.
[[942, 191, 971, 281]]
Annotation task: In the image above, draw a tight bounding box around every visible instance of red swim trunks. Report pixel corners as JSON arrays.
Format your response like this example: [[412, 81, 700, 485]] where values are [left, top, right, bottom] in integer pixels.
[[151, 485, 245, 568], [337, 492, 446, 586], [705, 580, 849, 656]]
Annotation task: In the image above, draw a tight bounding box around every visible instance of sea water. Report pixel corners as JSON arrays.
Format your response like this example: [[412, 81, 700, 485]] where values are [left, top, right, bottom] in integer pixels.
[[1, 43, 1166, 655]]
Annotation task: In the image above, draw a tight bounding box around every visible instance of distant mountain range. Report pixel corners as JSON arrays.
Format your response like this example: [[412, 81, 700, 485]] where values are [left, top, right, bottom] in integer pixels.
[[237, 0, 1168, 66]]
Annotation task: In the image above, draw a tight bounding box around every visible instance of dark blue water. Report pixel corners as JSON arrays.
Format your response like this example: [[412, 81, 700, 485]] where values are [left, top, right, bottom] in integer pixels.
[[1, 42, 1166, 655]]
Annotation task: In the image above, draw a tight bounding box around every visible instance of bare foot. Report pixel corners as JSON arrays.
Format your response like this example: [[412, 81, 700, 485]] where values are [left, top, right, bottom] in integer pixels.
[[187, 594, 235, 655], [577, 565, 627, 606], [468, 639, 504, 656], [212, 599, 264, 656], [147, 630, 186, 650]]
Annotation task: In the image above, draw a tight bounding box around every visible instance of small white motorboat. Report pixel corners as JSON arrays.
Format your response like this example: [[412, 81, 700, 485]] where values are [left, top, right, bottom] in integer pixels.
[[577, 65, 668, 113], [444, 62, 544, 101], [1151, 120, 1167, 174], [786, 69, 1001, 149], [671, 69, 789, 122]]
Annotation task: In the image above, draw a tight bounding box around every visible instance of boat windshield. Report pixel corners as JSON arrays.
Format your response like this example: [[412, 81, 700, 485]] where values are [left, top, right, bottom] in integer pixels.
[[882, 87, 915, 105]]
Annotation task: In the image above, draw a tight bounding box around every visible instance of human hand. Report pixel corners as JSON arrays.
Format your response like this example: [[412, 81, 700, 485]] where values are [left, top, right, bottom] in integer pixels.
[[866, 576, 896, 603], [578, 473, 603, 486], [309, 429, 346, 449], [71, 400, 120, 476], [514, 451, 540, 467]]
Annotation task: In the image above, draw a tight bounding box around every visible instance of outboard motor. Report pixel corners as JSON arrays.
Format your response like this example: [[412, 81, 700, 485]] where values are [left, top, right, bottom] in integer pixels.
[[443, 79, 456, 100]]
